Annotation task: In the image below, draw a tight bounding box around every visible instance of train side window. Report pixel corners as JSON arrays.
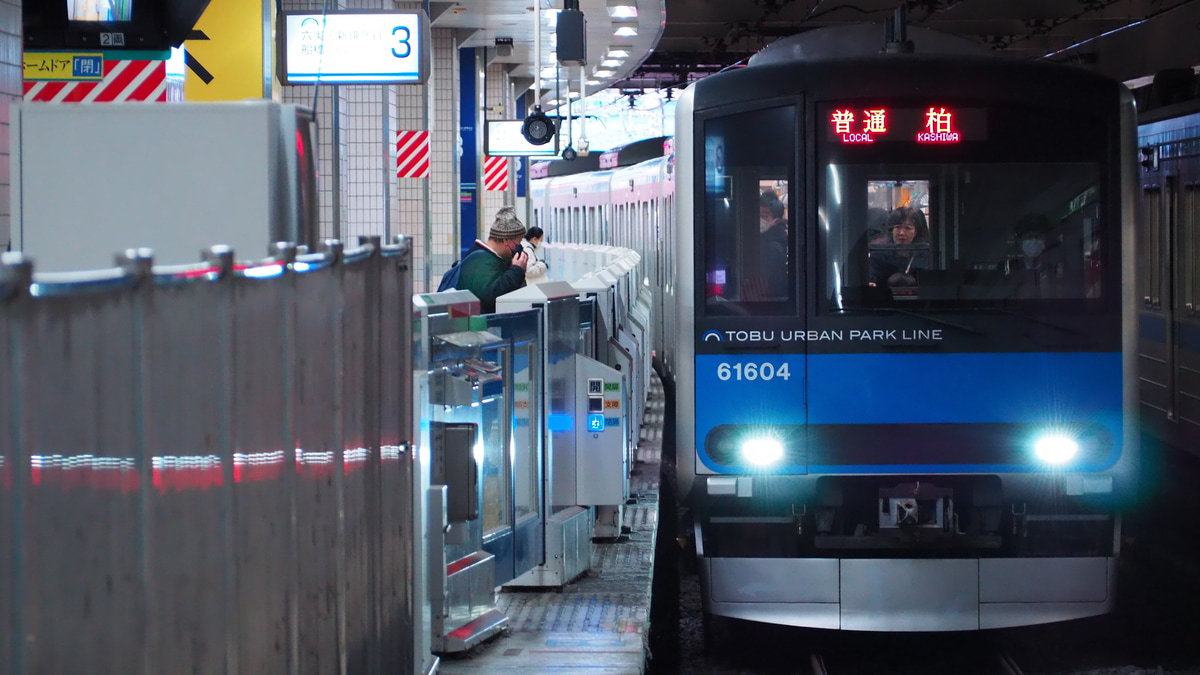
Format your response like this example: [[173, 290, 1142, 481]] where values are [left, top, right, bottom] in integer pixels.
[[701, 105, 798, 316], [1186, 184, 1200, 312], [1141, 185, 1162, 307]]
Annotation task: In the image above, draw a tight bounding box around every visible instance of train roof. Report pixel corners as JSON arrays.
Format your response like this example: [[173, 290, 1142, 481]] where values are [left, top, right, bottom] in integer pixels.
[[748, 24, 991, 66], [532, 136, 668, 180]]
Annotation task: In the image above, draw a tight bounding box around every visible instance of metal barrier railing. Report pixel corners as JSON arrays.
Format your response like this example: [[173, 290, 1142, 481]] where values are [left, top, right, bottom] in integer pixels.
[[0, 236, 421, 674]]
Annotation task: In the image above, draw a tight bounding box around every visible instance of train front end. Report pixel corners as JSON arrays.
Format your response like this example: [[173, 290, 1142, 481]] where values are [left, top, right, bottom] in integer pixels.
[[675, 25, 1138, 631]]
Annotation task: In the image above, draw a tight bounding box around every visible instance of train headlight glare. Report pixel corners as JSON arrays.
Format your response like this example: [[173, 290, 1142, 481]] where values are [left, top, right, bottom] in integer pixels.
[[741, 437, 783, 466], [1034, 434, 1079, 465]]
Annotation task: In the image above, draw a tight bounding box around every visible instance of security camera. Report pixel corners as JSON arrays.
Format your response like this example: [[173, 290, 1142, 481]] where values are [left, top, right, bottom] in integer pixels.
[[562, 145, 577, 161], [577, 138, 589, 154], [522, 106, 556, 146]]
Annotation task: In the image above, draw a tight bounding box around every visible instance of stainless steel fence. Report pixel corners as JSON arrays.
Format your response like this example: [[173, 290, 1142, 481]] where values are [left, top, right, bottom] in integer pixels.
[[0, 236, 419, 675]]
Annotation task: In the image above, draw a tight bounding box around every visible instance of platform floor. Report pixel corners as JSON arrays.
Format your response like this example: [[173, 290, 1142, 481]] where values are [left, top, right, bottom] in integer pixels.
[[438, 376, 664, 675]]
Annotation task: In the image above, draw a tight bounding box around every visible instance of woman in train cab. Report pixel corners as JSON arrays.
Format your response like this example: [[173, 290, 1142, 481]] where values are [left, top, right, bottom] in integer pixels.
[[868, 205, 930, 288], [522, 226, 550, 284]]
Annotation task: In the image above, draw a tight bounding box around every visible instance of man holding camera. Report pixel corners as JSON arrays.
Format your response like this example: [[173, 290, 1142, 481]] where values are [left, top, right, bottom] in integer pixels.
[[459, 206, 529, 313]]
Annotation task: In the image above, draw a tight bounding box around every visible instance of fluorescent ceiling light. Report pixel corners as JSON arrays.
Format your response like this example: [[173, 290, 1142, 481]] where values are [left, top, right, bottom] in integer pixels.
[[606, 0, 638, 19], [601, 58, 623, 68], [587, 79, 602, 85], [612, 21, 638, 37], [607, 47, 632, 58]]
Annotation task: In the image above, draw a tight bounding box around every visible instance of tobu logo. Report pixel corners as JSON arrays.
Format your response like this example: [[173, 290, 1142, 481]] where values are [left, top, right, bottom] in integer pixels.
[[702, 330, 723, 342]]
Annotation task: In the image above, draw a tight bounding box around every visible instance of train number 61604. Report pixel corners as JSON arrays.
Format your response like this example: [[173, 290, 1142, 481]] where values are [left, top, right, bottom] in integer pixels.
[[715, 362, 791, 381]]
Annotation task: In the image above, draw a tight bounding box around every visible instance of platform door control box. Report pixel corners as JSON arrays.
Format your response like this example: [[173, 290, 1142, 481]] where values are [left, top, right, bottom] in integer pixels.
[[575, 356, 628, 506]]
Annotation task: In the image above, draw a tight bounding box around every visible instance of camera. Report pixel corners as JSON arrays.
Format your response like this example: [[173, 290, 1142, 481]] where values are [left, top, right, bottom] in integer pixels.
[[521, 106, 556, 146]]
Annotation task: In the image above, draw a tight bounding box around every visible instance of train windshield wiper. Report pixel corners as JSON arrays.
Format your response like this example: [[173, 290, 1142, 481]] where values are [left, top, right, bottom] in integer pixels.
[[855, 306, 984, 335], [956, 306, 1083, 335]]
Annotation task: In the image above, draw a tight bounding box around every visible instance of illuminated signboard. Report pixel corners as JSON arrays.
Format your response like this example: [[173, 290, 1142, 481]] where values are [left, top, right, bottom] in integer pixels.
[[281, 10, 428, 85], [826, 105, 986, 144]]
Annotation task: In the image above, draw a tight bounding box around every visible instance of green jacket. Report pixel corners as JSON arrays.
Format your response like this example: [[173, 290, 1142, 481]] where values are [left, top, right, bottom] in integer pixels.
[[459, 241, 526, 313]]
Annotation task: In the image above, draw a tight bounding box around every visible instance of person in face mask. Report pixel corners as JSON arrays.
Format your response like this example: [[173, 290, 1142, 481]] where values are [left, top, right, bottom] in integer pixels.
[[1006, 213, 1063, 298]]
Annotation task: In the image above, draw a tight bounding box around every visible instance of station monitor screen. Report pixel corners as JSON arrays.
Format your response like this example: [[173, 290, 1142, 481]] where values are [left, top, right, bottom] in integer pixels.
[[25, 0, 211, 50], [68, 0, 133, 22]]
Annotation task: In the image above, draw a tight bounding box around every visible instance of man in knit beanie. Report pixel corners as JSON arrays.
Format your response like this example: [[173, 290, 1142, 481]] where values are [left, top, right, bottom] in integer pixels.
[[458, 206, 529, 312]]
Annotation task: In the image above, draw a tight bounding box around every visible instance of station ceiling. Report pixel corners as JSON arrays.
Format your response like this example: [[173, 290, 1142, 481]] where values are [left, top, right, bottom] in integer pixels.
[[434, 0, 1200, 100]]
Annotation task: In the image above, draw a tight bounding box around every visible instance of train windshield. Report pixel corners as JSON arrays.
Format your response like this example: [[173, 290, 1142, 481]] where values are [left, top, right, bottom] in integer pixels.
[[818, 101, 1108, 313], [702, 105, 798, 316]]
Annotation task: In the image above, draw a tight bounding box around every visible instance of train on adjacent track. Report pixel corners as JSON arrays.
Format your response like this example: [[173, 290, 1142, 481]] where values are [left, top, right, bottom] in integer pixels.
[[1135, 102, 1200, 458], [531, 22, 1140, 631]]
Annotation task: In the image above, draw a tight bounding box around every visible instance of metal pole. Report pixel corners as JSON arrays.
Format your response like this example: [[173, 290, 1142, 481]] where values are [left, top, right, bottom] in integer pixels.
[[383, 86, 392, 241], [331, 85, 342, 241]]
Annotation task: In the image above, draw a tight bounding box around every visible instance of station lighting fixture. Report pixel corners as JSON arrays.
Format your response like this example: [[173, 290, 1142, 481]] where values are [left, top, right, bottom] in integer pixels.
[[1033, 433, 1080, 465], [607, 46, 632, 58], [606, 0, 638, 19], [612, 20, 638, 37], [601, 58, 623, 68], [593, 68, 615, 78]]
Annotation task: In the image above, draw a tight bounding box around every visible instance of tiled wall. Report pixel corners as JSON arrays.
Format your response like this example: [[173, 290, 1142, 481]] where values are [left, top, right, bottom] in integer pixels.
[[425, 30, 459, 292], [0, 0, 20, 251], [481, 62, 513, 238], [279, 0, 464, 293]]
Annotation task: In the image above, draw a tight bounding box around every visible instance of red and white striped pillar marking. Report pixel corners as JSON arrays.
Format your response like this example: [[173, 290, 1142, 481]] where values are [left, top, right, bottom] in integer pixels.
[[395, 130, 431, 178], [24, 60, 170, 102], [483, 156, 509, 191]]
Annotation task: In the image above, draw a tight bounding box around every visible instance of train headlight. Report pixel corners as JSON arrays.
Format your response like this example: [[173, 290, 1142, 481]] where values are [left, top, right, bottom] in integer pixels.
[[1034, 434, 1079, 465], [741, 437, 784, 466]]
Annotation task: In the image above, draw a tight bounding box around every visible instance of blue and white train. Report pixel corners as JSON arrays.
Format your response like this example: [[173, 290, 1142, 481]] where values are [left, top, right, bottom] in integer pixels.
[[533, 22, 1138, 631]]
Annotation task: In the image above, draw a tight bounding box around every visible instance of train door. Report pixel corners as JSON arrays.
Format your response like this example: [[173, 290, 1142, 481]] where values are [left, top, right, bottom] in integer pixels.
[[1179, 181, 1200, 437], [1139, 172, 1170, 420]]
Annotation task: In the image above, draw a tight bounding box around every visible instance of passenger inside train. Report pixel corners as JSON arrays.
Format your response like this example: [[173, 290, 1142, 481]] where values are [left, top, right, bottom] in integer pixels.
[[1001, 213, 1074, 299], [756, 190, 789, 300]]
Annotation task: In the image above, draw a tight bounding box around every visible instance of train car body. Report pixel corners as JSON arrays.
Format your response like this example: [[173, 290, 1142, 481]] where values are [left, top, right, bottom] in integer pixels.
[[530, 138, 678, 377], [1136, 105, 1200, 456], [673, 24, 1138, 631]]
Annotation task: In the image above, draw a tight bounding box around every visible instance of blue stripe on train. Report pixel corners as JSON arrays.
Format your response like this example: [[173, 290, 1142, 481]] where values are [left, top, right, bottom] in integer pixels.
[[695, 351, 1123, 473], [1139, 313, 1200, 351], [807, 352, 1121, 424]]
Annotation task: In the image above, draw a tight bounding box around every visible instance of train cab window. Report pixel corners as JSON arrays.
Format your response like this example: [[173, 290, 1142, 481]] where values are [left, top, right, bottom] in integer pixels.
[[818, 101, 1109, 313], [702, 105, 798, 316]]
